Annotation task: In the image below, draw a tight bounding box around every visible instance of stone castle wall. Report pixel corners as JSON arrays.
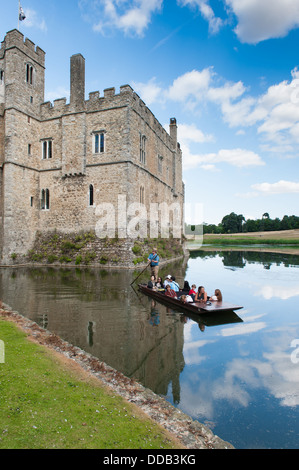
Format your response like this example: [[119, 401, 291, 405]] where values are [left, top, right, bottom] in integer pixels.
[[0, 29, 185, 265]]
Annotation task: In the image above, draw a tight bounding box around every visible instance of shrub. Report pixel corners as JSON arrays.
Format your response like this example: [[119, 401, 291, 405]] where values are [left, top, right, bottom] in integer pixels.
[[75, 255, 82, 265], [47, 255, 58, 263], [132, 244, 142, 255]]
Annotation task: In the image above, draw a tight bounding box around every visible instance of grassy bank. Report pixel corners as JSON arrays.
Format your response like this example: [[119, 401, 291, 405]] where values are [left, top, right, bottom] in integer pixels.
[[202, 229, 299, 247], [203, 237, 299, 246], [0, 318, 181, 450]]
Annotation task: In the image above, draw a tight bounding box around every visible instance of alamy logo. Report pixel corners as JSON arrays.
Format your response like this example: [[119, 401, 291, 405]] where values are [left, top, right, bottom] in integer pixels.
[[291, 339, 299, 364], [0, 340, 4, 364], [94, 196, 203, 240]]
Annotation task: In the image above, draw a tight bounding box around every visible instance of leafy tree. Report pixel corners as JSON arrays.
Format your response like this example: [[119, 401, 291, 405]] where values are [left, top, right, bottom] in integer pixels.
[[221, 212, 245, 233]]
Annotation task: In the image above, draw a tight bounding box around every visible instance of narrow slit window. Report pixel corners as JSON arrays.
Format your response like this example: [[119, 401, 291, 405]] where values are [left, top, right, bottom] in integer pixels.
[[100, 133, 105, 153], [89, 184, 94, 206], [140, 186, 145, 204]]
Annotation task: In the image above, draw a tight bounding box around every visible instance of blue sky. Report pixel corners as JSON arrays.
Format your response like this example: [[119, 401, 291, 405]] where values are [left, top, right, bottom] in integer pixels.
[[1, 0, 299, 225]]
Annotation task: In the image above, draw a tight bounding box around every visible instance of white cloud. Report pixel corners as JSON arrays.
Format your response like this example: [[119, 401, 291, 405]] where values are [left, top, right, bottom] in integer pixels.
[[225, 0, 299, 44], [251, 180, 299, 195], [131, 78, 163, 106], [237, 180, 299, 198], [22, 8, 47, 32], [178, 0, 223, 34], [183, 146, 265, 170], [167, 69, 212, 102], [177, 123, 214, 143], [257, 285, 299, 300], [220, 322, 267, 337], [82, 0, 163, 36], [45, 87, 69, 103]]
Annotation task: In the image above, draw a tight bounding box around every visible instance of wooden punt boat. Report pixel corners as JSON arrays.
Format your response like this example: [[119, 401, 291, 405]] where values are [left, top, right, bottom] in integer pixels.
[[138, 284, 243, 314]]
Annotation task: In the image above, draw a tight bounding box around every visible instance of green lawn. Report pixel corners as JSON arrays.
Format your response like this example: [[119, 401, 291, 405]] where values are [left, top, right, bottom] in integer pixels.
[[0, 318, 181, 449]]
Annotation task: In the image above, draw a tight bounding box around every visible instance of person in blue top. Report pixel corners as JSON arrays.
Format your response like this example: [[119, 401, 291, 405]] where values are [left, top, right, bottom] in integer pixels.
[[169, 276, 180, 292], [147, 248, 159, 281]]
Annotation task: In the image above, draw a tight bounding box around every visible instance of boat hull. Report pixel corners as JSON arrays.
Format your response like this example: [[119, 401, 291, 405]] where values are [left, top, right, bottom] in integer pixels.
[[138, 284, 243, 314]]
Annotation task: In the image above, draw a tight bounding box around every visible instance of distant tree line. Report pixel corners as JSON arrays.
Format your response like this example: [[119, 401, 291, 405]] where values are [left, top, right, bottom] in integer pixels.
[[186, 212, 299, 234]]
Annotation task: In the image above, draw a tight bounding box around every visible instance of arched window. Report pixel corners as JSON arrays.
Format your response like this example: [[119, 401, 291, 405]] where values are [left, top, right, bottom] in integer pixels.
[[0, 70, 4, 85], [41, 189, 50, 210], [89, 184, 94, 206], [26, 64, 34, 85], [140, 134, 146, 164]]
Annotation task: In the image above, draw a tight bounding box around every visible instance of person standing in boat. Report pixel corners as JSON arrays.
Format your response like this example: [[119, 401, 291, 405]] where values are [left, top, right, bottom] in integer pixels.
[[195, 286, 208, 302], [147, 248, 159, 282]]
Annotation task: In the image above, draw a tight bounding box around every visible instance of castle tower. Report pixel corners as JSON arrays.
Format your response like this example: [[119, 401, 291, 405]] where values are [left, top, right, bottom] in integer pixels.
[[0, 29, 45, 118], [0, 30, 45, 261]]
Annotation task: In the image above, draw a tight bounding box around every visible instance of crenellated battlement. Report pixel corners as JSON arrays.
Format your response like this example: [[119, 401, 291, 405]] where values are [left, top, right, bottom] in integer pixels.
[[0, 29, 45, 66], [39, 82, 173, 148]]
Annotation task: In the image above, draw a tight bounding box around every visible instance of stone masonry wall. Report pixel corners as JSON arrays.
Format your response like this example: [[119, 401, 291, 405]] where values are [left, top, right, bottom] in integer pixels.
[[0, 30, 184, 265]]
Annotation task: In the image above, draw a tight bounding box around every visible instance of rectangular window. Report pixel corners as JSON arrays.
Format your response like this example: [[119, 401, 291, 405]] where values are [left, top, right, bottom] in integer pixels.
[[94, 132, 105, 154], [158, 155, 163, 173], [42, 140, 52, 159], [28, 144, 31, 155], [140, 186, 145, 204]]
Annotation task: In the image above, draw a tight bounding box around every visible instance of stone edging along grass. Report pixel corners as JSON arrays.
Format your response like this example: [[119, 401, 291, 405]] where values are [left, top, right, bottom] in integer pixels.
[[0, 303, 233, 450]]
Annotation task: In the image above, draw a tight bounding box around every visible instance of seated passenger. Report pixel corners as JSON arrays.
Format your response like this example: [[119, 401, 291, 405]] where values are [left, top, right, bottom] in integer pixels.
[[165, 284, 177, 299], [147, 275, 156, 289], [189, 284, 196, 300], [182, 281, 191, 293], [155, 277, 164, 289], [169, 276, 180, 292], [210, 289, 222, 301], [164, 275, 172, 288], [195, 286, 208, 302], [180, 294, 193, 303]]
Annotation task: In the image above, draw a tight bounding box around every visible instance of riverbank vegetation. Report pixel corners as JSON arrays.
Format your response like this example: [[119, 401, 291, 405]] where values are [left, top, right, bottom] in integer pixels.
[[0, 318, 181, 449], [9, 231, 184, 267], [203, 233, 299, 247], [186, 213, 299, 235]]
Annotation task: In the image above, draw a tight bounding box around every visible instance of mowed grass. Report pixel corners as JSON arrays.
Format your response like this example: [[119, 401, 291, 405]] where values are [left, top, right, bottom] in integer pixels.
[[202, 229, 299, 247], [0, 319, 181, 449]]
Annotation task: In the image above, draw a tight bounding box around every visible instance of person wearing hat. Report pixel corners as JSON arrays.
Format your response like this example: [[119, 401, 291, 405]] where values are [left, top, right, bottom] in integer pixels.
[[164, 274, 172, 288], [147, 248, 159, 281]]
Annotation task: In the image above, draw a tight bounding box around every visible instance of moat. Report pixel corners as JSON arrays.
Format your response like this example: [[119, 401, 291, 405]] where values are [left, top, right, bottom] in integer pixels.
[[1, 250, 299, 449]]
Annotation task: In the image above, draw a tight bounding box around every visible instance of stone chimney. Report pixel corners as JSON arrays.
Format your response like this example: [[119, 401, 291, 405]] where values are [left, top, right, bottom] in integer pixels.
[[70, 53, 85, 109], [169, 117, 177, 149]]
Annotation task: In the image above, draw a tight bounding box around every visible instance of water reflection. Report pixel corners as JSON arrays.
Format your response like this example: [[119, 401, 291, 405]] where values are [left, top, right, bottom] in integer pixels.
[[0, 264, 187, 400], [0, 250, 299, 448]]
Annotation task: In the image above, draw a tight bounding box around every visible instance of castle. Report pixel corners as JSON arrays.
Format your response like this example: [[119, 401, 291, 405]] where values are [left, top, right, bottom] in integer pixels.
[[0, 29, 184, 265]]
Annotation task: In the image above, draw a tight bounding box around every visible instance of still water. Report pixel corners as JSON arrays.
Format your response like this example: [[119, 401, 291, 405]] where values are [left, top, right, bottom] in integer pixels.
[[0, 250, 299, 449]]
